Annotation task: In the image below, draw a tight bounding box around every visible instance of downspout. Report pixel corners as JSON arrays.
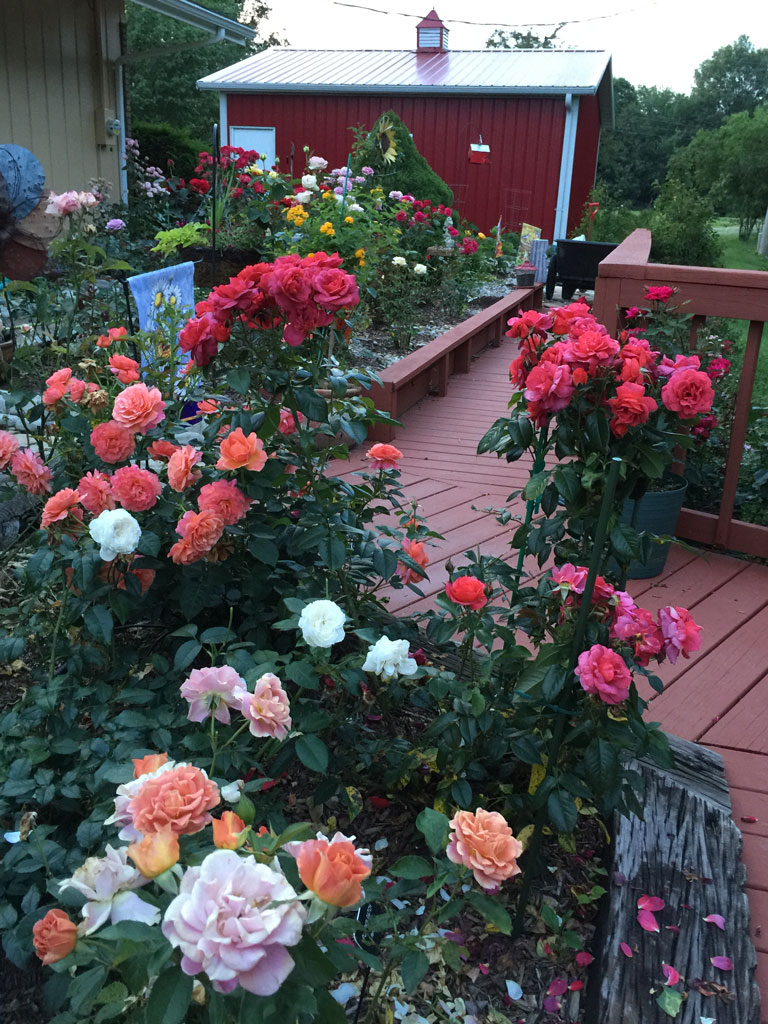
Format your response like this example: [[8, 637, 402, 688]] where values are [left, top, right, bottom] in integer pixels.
[[115, 27, 227, 203], [553, 92, 580, 241]]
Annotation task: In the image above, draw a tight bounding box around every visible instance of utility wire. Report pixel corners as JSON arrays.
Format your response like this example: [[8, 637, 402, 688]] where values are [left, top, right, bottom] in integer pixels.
[[331, 1, 658, 29]]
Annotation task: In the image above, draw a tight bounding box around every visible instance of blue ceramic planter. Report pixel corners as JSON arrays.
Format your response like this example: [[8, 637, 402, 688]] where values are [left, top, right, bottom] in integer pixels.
[[620, 474, 688, 579]]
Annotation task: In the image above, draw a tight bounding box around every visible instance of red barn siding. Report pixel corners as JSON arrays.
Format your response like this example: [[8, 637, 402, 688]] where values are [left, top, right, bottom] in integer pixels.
[[567, 93, 601, 235], [226, 92, 574, 238]]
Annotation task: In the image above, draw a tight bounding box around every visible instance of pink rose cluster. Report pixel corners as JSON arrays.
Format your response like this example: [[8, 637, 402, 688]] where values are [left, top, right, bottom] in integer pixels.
[[178, 252, 360, 365], [550, 563, 702, 703], [180, 666, 292, 739], [1, 431, 52, 496], [505, 295, 715, 433]]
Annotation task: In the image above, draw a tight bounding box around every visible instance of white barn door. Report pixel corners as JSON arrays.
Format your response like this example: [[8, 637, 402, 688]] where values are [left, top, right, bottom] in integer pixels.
[[229, 126, 276, 168]]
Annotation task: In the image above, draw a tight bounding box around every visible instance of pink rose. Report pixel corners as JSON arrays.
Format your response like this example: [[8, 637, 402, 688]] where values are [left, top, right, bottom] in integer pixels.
[[111, 465, 162, 511], [238, 673, 292, 740], [656, 354, 701, 378], [661, 369, 714, 418], [523, 363, 574, 414], [198, 479, 252, 525], [610, 607, 664, 667], [10, 449, 52, 495], [311, 267, 360, 311], [0, 430, 20, 470], [112, 383, 166, 434], [551, 563, 588, 595], [658, 606, 702, 664], [180, 665, 247, 724], [575, 644, 631, 704], [446, 808, 523, 890], [645, 285, 675, 303]]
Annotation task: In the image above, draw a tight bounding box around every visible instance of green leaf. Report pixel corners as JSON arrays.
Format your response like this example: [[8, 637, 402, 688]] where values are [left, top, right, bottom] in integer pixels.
[[547, 788, 578, 832], [173, 639, 202, 671], [468, 890, 512, 934], [317, 536, 347, 570], [522, 471, 549, 501], [295, 735, 328, 773], [390, 855, 433, 879], [553, 465, 582, 503], [284, 661, 320, 690], [83, 605, 113, 645], [401, 950, 430, 992], [96, 921, 158, 943], [294, 387, 328, 423], [451, 778, 472, 807], [585, 410, 610, 452], [584, 738, 619, 783], [227, 367, 251, 394], [540, 902, 561, 932], [656, 987, 683, 1017], [144, 966, 193, 1024], [69, 965, 109, 1017], [416, 808, 450, 854]]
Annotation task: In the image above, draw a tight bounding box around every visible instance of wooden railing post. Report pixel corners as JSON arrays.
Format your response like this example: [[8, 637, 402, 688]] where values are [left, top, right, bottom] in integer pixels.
[[715, 319, 764, 548]]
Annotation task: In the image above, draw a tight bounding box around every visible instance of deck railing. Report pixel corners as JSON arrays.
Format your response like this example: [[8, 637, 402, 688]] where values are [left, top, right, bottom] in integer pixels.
[[593, 228, 768, 558], [368, 284, 543, 442]]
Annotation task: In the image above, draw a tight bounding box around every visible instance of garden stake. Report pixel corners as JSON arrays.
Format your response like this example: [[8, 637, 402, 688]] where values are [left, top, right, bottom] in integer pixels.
[[511, 428, 548, 602], [338, 153, 352, 220], [512, 457, 623, 938]]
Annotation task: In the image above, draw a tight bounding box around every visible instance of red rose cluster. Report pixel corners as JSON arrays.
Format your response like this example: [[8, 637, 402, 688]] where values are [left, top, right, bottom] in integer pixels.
[[506, 298, 715, 434], [179, 252, 361, 365]]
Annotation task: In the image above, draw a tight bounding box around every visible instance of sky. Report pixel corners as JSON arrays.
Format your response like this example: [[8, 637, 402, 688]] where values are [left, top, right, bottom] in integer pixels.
[[261, 0, 768, 94]]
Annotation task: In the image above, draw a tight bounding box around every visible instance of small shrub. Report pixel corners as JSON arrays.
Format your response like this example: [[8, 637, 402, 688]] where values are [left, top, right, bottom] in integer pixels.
[[650, 178, 723, 267], [133, 121, 207, 180]]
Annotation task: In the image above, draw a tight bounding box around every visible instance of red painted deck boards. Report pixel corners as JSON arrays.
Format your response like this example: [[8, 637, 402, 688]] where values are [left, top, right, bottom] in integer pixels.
[[335, 331, 768, 1007]]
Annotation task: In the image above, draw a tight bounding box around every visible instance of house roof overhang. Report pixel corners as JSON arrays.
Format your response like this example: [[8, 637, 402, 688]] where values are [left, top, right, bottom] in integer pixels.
[[128, 0, 255, 45]]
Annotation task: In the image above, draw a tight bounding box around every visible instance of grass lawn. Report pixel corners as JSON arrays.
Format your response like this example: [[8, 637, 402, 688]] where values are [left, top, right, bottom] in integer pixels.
[[712, 219, 768, 404]]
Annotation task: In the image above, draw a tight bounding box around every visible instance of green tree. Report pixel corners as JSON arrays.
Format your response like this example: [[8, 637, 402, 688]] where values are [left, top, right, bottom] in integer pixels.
[[691, 35, 768, 127], [126, 0, 281, 141], [668, 105, 768, 239], [485, 26, 562, 49]]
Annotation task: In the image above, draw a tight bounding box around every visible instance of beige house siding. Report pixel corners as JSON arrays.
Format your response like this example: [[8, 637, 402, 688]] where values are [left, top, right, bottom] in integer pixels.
[[0, 0, 123, 195]]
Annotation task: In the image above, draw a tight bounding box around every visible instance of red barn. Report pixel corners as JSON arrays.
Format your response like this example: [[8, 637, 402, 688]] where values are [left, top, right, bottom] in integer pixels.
[[197, 11, 613, 240]]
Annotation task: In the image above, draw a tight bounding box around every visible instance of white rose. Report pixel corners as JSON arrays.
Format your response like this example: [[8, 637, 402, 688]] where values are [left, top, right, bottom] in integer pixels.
[[308, 156, 328, 171], [391, 256, 407, 267], [89, 508, 142, 562], [60, 845, 159, 934], [301, 174, 319, 191], [362, 636, 417, 681], [294, 191, 313, 204], [349, 203, 363, 212], [298, 599, 346, 648], [220, 779, 243, 803], [413, 264, 428, 275]]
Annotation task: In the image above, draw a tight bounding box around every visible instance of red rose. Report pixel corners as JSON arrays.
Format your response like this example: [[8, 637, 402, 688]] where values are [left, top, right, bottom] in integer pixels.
[[445, 575, 487, 610], [607, 382, 658, 437], [312, 268, 360, 311], [189, 178, 211, 195]]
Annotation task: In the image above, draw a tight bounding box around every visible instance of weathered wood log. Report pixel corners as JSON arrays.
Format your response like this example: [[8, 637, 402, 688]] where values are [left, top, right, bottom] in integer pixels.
[[588, 735, 760, 1023]]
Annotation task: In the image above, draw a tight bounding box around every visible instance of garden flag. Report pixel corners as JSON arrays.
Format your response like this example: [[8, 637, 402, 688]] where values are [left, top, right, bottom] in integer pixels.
[[127, 262, 195, 336]]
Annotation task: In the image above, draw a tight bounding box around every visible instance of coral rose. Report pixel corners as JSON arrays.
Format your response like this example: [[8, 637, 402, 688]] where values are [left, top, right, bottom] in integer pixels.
[[32, 909, 77, 965], [127, 830, 180, 878], [198, 479, 252, 525], [398, 538, 429, 584], [575, 644, 631, 704], [212, 811, 247, 850], [128, 763, 220, 838], [607, 382, 658, 437], [108, 354, 140, 384], [661, 369, 714, 418], [78, 470, 115, 514], [176, 508, 224, 553], [445, 575, 487, 610], [366, 443, 403, 470], [162, 850, 306, 995], [181, 665, 247, 724], [289, 832, 372, 907], [216, 427, 267, 472], [111, 465, 162, 512], [278, 408, 301, 435], [446, 808, 523, 890], [91, 421, 135, 463], [167, 445, 203, 491], [41, 488, 82, 530], [563, 330, 620, 374], [523, 363, 574, 415], [112, 383, 166, 434], [96, 326, 129, 348], [239, 673, 292, 739], [0, 430, 20, 470], [133, 752, 168, 778], [147, 439, 179, 461], [10, 449, 52, 495], [658, 605, 702, 664], [312, 267, 360, 311]]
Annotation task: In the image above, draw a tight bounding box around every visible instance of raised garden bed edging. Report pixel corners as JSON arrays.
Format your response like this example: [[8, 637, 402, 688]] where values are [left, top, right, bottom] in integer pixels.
[[588, 734, 760, 1023], [367, 284, 543, 442]]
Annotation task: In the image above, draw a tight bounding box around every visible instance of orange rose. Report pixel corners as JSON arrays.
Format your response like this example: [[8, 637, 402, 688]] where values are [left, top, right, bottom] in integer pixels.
[[133, 752, 168, 778], [398, 539, 429, 584], [96, 326, 128, 348], [91, 420, 135, 464], [446, 808, 522, 890], [32, 909, 77, 965], [175, 509, 224, 555], [112, 383, 166, 434], [212, 811, 247, 850], [41, 488, 82, 530], [216, 427, 267, 471], [366, 443, 403, 470], [445, 575, 487, 610], [127, 829, 179, 878], [167, 445, 203, 491], [293, 834, 372, 907], [128, 763, 219, 837]]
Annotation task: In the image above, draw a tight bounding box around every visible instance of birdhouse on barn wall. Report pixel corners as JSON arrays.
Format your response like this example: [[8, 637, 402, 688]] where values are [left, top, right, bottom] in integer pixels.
[[469, 137, 490, 164], [416, 10, 449, 52]]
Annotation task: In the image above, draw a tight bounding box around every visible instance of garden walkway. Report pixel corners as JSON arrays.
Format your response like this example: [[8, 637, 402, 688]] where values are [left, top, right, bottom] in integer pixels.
[[335, 336, 768, 1019]]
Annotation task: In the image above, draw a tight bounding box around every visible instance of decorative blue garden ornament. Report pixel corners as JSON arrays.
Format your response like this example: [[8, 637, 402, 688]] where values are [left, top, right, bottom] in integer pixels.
[[127, 261, 195, 335]]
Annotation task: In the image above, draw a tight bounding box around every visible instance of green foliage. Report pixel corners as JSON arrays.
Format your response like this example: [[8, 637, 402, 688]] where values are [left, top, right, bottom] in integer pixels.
[[352, 110, 454, 207], [650, 177, 723, 267], [132, 121, 207, 180], [691, 34, 768, 125], [151, 222, 211, 256], [485, 26, 562, 49]]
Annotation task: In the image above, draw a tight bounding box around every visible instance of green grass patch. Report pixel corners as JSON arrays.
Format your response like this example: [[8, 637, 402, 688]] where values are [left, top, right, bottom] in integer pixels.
[[713, 218, 768, 272]]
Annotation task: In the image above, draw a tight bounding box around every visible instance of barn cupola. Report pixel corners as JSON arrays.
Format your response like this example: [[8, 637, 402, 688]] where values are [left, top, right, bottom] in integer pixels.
[[416, 10, 449, 52]]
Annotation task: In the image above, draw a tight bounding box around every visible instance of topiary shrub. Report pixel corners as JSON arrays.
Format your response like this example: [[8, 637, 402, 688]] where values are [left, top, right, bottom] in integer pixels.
[[352, 110, 454, 206], [132, 120, 207, 179]]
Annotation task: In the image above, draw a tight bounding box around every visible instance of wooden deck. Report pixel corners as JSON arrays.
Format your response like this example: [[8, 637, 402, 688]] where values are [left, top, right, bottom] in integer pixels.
[[338, 336, 768, 1017]]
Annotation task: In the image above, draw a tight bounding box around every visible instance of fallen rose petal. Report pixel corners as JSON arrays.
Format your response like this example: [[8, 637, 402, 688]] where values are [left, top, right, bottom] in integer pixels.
[[569, 980, 585, 991], [711, 955, 733, 970], [741, 816, 758, 823], [704, 914, 725, 930], [638, 909, 660, 932], [542, 995, 561, 1013], [505, 980, 522, 1000], [638, 895, 666, 912], [666, 925, 680, 935], [575, 951, 594, 967], [662, 963, 681, 985], [547, 978, 568, 997], [620, 942, 633, 957], [479, 963, 489, 975]]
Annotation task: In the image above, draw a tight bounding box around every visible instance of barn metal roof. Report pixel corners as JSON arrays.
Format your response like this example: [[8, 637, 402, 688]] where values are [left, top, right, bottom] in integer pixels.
[[197, 48, 613, 122]]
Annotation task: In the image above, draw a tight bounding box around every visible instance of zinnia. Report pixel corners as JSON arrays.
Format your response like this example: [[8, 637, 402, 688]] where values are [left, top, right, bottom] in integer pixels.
[[216, 427, 267, 471], [445, 575, 487, 610], [161, 850, 306, 995], [575, 644, 631, 704], [446, 809, 523, 890], [287, 832, 372, 907], [238, 673, 292, 739]]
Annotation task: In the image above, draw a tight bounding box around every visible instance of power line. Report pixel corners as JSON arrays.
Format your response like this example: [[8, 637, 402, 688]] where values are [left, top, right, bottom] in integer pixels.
[[331, 1, 657, 30]]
